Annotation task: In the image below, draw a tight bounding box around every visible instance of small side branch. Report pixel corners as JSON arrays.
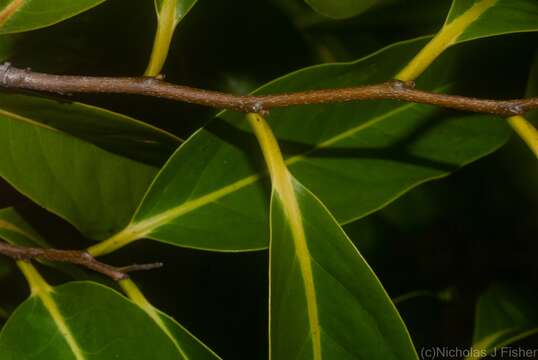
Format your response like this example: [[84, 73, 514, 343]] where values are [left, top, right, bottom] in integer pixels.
[[0, 63, 537, 116], [0, 241, 163, 281]]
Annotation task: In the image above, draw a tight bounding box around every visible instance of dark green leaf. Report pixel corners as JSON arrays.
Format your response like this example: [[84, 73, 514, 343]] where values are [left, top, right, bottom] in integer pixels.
[[0, 281, 221, 359], [0, 0, 106, 34], [0, 93, 180, 240], [269, 176, 417, 359]]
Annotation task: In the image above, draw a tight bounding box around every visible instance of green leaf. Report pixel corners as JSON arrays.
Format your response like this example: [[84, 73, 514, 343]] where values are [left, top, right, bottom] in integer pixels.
[[0, 92, 180, 165], [246, 111, 416, 359], [466, 284, 538, 360], [304, 0, 382, 19], [0, 92, 180, 240], [269, 177, 417, 359], [446, 0, 538, 44], [0, 0, 106, 35], [109, 36, 510, 253], [0, 281, 221, 359]]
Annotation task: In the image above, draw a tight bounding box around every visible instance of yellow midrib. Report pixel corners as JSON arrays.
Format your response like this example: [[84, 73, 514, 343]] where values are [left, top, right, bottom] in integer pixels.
[[120, 279, 191, 360], [0, 0, 24, 27], [145, 0, 178, 76], [16, 262, 85, 360], [0, 219, 39, 242], [247, 113, 322, 360], [396, 0, 497, 81], [508, 116, 538, 158]]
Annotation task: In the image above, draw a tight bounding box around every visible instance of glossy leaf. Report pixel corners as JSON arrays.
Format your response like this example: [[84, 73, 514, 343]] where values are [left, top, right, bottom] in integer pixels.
[[0, 281, 221, 359], [466, 284, 538, 359], [0, 0, 106, 35], [304, 0, 381, 19], [0, 92, 180, 240], [446, 0, 538, 43], [245, 111, 416, 359], [116, 36, 510, 252], [270, 176, 417, 359]]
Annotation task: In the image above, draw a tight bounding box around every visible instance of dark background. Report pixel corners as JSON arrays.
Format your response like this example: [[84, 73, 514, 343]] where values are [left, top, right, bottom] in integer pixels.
[[0, 0, 537, 358]]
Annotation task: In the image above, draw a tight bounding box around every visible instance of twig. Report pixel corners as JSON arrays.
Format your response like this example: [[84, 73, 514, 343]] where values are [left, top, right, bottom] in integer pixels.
[[0, 62, 537, 116], [0, 241, 163, 281]]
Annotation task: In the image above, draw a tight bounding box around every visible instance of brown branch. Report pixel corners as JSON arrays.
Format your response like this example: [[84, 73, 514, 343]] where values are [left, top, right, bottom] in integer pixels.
[[0, 241, 163, 281], [0, 63, 537, 116]]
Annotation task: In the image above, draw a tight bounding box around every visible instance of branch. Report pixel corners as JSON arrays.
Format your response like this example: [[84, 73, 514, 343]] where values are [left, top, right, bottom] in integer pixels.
[[0, 63, 537, 116], [0, 241, 163, 281]]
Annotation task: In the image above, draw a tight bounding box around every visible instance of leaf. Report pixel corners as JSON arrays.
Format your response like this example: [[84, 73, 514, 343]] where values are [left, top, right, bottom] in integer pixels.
[[446, 0, 538, 44], [110, 36, 511, 253], [304, 0, 382, 19], [0, 92, 180, 165], [0, 92, 180, 240], [0, 281, 221, 359], [0, 0, 106, 35], [270, 177, 417, 359], [246, 112, 416, 359], [466, 284, 538, 360]]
